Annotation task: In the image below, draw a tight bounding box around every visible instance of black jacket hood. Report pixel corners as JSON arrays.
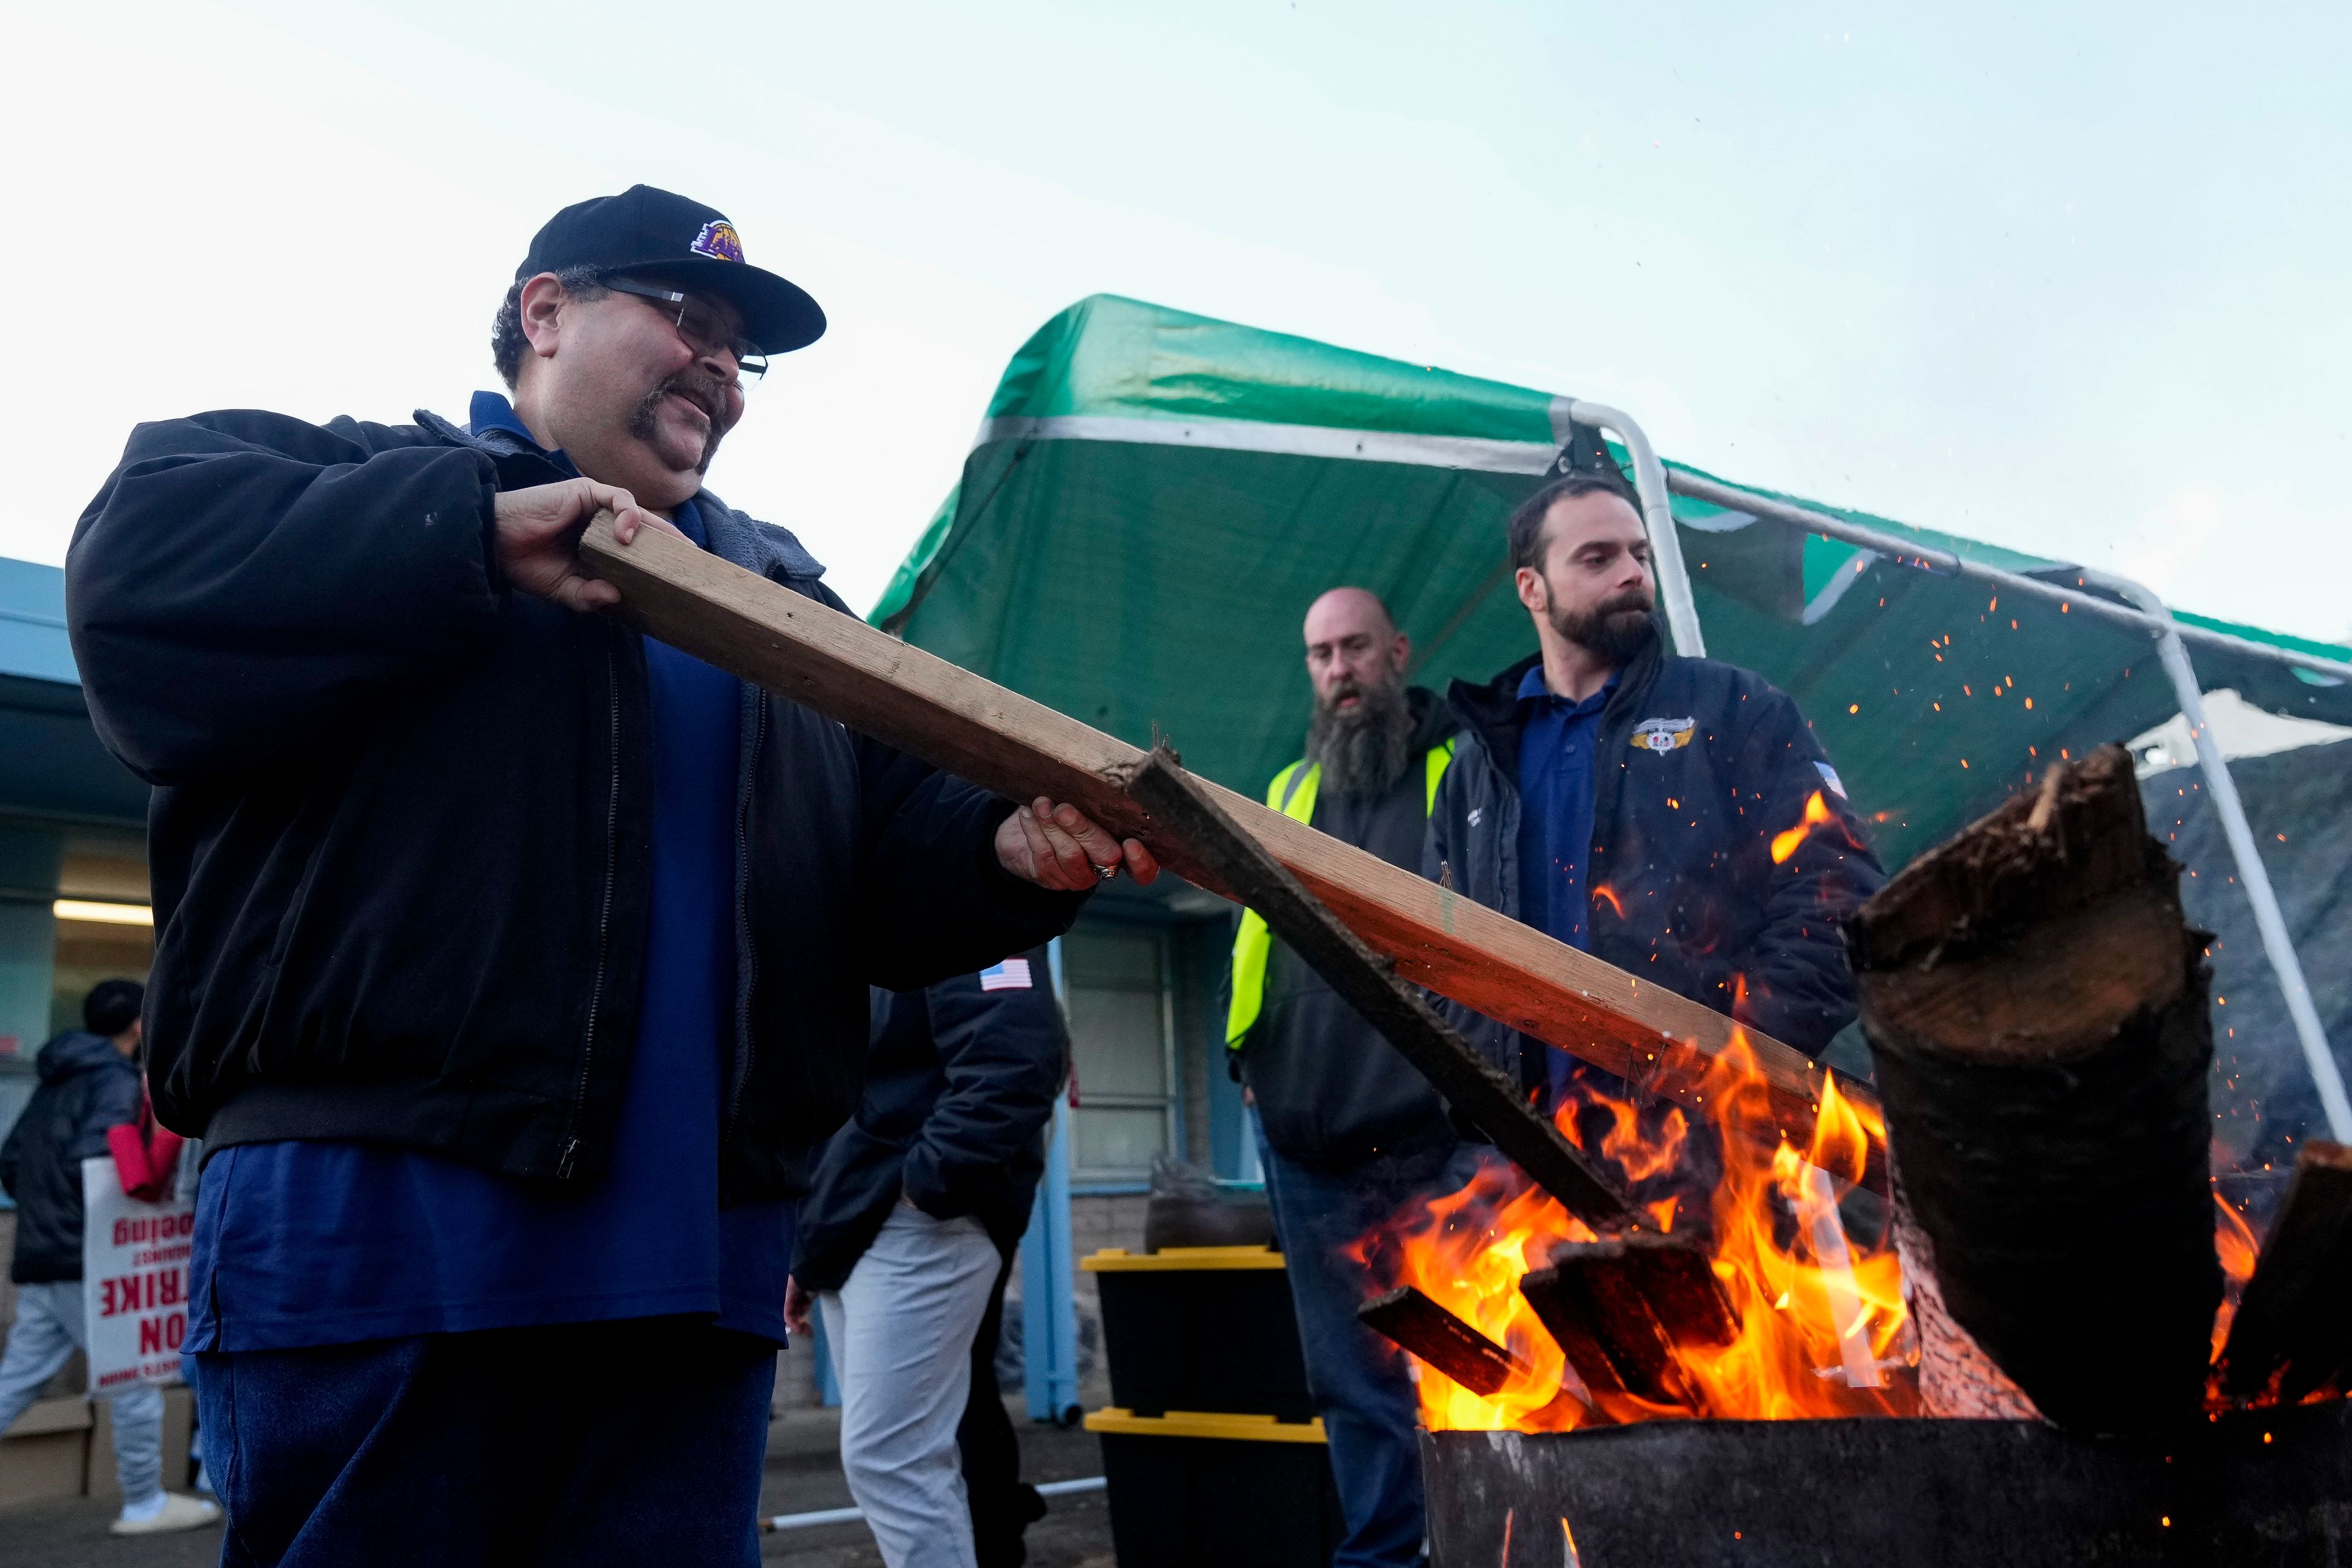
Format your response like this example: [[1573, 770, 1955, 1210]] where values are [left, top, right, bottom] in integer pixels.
[[1403, 683, 1457, 755]]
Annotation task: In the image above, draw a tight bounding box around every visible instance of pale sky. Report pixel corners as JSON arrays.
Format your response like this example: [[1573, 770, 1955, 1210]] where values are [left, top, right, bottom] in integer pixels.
[[6, 1, 2347, 637]]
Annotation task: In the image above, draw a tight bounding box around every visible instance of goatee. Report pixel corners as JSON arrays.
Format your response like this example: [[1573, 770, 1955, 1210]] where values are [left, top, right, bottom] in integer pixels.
[[1305, 674, 1415, 799], [1551, 590, 1657, 666]]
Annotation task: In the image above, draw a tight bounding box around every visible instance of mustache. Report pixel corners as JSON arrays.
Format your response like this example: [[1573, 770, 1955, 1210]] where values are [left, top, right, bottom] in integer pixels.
[[627, 371, 733, 473], [1596, 587, 1654, 617], [1317, 669, 1401, 715]]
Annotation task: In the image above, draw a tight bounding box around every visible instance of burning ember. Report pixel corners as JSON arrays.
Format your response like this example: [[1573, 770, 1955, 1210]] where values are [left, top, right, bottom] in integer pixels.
[[1362, 1022, 1915, 1431]]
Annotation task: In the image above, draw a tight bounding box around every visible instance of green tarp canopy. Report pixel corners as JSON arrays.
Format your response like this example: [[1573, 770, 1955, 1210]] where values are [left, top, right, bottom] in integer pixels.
[[876, 294, 2352, 870]]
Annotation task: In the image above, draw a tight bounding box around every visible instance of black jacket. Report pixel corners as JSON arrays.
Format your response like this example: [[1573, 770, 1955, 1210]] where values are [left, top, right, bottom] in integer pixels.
[[66, 408, 1086, 1202], [793, 947, 1066, 1290], [1, 1032, 144, 1283], [1235, 688, 1460, 1166], [1425, 633, 1883, 1091]]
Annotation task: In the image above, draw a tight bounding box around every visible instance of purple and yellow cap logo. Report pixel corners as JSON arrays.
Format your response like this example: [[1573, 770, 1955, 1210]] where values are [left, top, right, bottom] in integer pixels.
[[690, 219, 745, 264]]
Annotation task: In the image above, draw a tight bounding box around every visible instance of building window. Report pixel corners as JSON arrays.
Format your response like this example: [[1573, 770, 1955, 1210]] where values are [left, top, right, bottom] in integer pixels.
[[1061, 921, 1177, 1183]]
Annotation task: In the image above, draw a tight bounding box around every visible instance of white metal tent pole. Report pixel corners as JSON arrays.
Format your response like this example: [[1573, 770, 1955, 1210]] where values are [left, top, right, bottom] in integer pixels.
[[1665, 469, 2352, 683], [2079, 570, 2352, 1144], [1561, 399, 1708, 658]]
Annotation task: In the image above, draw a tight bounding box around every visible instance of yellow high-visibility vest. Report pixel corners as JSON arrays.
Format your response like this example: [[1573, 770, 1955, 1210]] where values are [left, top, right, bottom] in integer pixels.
[[1224, 739, 1455, 1049]]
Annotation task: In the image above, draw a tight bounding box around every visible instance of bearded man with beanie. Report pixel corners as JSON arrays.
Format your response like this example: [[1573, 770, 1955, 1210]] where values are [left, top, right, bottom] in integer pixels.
[[1425, 472, 1883, 1125], [1224, 587, 1477, 1568], [65, 187, 1155, 1566]]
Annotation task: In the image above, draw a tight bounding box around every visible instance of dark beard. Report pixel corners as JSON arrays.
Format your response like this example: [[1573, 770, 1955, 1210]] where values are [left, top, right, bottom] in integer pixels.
[[625, 372, 728, 475], [1305, 674, 1415, 799], [1551, 590, 1657, 666]]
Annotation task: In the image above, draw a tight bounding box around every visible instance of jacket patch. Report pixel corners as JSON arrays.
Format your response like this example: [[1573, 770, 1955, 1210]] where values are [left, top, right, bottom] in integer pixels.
[[1814, 761, 1849, 799], [979, 957, 1033, 992], [1467, 807, 1483, 827], [1630, 717, 1697, 753], [692, 219, 745, 263]]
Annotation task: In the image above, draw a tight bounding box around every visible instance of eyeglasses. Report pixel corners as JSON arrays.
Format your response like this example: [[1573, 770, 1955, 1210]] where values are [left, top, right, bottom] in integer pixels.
[[603, 277, 769, 386]]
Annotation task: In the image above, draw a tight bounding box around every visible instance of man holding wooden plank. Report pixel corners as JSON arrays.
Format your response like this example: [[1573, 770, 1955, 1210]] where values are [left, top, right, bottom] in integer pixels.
[[66, 185, 1153, 1566], [1425, 470, 1883, 1110]]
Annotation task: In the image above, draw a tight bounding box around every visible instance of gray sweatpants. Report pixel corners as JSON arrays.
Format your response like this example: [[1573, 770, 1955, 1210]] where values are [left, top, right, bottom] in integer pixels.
[[818, 1202, 1003, 1568], [0, 1280, 165, 1507]]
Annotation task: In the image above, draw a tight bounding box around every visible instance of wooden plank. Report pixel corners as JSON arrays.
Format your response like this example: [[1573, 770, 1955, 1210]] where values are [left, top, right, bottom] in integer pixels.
[[1357, 1286, 1528, 1397], [1121, 746, 1635, 1226], [577, 512, 1866, 1161], [2218, 1139, 2352, 1403]]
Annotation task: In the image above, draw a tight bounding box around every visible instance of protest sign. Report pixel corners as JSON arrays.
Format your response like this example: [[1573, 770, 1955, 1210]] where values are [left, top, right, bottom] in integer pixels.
[[80, 1155, 195, 1392]]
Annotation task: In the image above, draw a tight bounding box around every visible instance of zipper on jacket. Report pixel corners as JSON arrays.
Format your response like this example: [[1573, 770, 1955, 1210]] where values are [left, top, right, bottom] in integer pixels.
[[720, 692, 767, 1147], [559, 632, 625, 1181]]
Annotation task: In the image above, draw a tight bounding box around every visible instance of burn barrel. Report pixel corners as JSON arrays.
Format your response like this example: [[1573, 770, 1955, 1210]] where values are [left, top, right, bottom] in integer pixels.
[[1422, 1405, 2352, 1567]]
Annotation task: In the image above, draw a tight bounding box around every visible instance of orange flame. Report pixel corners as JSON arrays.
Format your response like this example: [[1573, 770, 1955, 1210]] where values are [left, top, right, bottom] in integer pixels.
[[1377, 1017, 2287, 1430], [1771, 791, 1836, 864], [1591, 883, 1626, 921], [2209, 1190, 2261, 1365], [1374, 1022, 1918, 1431]]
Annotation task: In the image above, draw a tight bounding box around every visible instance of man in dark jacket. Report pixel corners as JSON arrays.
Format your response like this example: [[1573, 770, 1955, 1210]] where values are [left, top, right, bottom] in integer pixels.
[[1225, 588, 1478, 1568], [1425, 473, 1883, 1115], [64, 187, 1153, 1567], [0, 981, 219, 1535], [790, 947, 1065, 1568]]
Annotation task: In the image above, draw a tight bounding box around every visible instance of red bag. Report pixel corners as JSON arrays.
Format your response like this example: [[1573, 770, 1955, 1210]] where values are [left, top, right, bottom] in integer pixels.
[[107, 1084, 186, 1202]]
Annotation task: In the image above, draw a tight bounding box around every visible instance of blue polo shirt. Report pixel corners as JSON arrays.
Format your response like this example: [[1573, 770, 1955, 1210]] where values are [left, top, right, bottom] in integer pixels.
[[1515, 663, 1617, 1107], [186, 394, 796, 1351]]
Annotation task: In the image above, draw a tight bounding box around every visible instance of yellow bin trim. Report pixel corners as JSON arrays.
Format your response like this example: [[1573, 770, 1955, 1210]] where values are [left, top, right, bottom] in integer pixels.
[[1082, 1408, 1329, 1445], [1080, 1246, 1286, 1273]]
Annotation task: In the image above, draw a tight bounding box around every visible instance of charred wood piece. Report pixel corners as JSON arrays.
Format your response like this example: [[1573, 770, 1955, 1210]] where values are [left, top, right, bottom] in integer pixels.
[[2219, 1139, 2352, 1403], [1519, 1234, 1737, 1412], [1356, 1287, 1527, 1397], [1120, 747, 1638, 1229], [1848, 745, 2219, 1436]]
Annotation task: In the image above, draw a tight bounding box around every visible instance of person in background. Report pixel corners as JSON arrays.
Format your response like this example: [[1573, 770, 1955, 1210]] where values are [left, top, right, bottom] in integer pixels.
[[1425, 471, 1884, 1113], [1224, 588, 1474, 1568], [0, 979, 219, 1537], [789, 946, 1066, 1568]]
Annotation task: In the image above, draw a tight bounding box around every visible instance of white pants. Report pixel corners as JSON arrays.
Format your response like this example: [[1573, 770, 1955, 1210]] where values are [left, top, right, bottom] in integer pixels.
[[818, 1202, 1003, 1568], [0, 1280, 165, 1507]]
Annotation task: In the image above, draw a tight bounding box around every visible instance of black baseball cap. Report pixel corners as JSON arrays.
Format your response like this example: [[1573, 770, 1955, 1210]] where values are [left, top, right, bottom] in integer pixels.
[[517, 185, 826, 355]]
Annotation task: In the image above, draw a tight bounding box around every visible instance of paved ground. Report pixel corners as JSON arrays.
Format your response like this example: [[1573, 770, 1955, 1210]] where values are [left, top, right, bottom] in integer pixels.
[[0, 1409, 1113, 1568]]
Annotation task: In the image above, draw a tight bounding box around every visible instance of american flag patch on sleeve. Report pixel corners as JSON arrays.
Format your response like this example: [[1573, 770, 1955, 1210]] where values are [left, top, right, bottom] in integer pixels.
[[979, 958, 1033, 992]]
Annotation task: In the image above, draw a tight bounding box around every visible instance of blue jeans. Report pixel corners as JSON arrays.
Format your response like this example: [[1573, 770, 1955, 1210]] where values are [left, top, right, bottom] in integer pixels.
[[1256, 1129, 1482, 1568], [194, 1318, 775, 1567]]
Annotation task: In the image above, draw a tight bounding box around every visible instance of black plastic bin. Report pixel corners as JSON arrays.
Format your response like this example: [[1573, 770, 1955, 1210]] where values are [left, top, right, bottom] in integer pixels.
[[1084, 1408, 1344, 1568], [1084, 1245, 1313, 1421]]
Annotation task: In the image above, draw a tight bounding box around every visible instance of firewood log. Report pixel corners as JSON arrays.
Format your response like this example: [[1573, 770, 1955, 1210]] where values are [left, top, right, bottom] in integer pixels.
[[1847, 745, 2219, 1435]]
